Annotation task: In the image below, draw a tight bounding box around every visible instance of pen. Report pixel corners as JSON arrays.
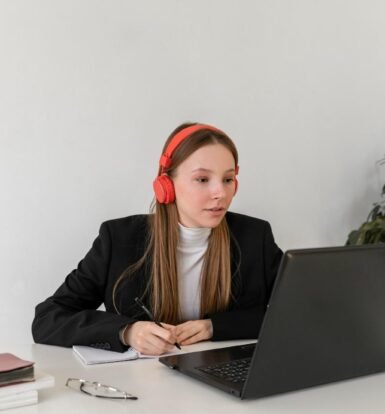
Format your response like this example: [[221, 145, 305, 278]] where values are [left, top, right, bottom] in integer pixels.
[[134, 297, 181, 350]]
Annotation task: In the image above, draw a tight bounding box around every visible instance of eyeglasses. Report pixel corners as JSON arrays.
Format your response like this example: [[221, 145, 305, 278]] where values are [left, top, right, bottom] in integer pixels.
[[66, 378, 138, 400]]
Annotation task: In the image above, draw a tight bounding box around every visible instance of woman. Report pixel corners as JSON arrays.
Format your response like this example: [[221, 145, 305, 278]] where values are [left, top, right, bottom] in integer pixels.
[[32, 123, 283, 355]]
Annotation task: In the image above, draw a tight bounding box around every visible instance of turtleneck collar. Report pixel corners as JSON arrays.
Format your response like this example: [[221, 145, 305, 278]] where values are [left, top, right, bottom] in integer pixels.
[[178, 222, 211, 247]]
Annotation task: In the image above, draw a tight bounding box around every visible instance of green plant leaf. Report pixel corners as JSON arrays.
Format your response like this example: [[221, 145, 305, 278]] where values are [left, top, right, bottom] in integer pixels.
[[346, 230, 360, 245]]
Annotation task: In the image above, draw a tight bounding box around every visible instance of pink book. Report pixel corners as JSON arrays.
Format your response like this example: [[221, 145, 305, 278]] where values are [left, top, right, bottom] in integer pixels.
[[0, 354, 34, 387], [0, 354, 34, 373]]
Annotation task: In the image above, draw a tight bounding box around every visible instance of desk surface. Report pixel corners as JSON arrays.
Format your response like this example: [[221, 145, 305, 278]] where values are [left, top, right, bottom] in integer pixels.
[[2, 341, 385, 414]]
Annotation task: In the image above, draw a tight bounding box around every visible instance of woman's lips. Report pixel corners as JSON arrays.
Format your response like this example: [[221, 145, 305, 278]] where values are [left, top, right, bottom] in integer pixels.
[[205, 207, 225, 215]]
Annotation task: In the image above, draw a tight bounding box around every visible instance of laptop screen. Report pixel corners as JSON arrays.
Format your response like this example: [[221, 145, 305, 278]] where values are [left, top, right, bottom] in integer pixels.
[[244, 244, 385, 398]]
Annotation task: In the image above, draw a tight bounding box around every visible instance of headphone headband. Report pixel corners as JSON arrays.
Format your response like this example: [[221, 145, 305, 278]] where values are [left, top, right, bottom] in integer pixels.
[[159, 124, 222, 170]]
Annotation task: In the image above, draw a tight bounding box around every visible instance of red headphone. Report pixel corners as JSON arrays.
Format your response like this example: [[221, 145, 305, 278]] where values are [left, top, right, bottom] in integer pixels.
[[153, 124, 239, 204]]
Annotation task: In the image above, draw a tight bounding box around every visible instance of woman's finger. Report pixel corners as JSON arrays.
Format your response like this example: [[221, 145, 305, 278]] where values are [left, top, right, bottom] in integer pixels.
[[180, 330, 206, 345], [176, 320, 213, 344], [127, 321, 176, 354]]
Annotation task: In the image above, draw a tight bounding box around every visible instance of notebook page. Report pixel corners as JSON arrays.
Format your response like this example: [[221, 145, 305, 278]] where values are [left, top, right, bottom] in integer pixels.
[[72, 345, 182, 365], [72, 346, 139, 365]]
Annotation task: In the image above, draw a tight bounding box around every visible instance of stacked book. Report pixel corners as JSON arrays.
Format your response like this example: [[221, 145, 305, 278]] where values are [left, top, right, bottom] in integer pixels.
[[0, 353, 54, 410]]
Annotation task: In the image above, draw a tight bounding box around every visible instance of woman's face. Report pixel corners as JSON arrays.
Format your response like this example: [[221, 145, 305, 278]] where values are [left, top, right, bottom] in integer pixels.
[[172, 144, 237, 228]]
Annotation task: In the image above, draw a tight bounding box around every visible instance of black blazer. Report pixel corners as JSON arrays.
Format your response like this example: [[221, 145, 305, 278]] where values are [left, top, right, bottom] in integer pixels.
[[32, 212, 283, 352]]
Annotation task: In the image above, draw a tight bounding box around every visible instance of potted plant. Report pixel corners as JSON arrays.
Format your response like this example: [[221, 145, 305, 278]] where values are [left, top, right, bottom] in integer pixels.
[[346, 156, 385, 245]]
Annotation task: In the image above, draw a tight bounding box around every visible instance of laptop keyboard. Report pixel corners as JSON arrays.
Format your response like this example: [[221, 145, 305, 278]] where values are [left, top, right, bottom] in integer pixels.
[[197, 357, 251, 383]]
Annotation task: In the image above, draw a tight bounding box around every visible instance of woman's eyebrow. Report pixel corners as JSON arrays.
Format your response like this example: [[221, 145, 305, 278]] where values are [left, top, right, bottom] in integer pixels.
[[191, 168, 236, 173]]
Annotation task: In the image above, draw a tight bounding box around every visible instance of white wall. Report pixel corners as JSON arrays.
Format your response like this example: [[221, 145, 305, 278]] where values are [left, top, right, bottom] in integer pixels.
[[1, 0, 384, 344]]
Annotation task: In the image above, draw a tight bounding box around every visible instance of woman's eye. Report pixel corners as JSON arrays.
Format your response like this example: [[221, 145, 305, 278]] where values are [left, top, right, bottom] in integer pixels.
[[195, 177, 208, 183], [224, 177, 235, 183]]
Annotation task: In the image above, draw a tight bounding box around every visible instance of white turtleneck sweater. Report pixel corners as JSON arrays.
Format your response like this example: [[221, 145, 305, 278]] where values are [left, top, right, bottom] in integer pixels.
[[177, 223, 211, 321]]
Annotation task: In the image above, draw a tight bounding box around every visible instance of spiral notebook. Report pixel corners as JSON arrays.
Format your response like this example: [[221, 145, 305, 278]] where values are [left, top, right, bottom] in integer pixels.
[[73, 345, 181, 365]]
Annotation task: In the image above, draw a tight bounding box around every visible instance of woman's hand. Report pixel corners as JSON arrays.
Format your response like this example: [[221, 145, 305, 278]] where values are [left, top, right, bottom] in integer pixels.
[[175, 319, 213, 345], [124, 321, 177, 355]]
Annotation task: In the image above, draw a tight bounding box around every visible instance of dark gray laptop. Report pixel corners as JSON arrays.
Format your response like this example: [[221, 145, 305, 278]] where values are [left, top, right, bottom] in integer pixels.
[[159, 244, 385, 399]]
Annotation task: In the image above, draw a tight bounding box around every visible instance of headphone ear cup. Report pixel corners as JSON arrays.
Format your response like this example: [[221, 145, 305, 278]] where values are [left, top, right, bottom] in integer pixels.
[[153, 174, 175, 204]]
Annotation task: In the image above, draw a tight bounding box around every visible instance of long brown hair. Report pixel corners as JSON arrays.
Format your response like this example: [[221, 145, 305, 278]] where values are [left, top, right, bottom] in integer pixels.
[[113, 123, 239, 323]]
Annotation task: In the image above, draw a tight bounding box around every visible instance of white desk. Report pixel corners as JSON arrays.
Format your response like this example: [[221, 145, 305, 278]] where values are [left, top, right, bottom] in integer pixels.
[[2, 341, 385, 413]]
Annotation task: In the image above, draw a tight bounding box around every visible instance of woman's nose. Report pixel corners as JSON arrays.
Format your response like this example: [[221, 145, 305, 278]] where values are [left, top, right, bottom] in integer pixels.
[[211, 182, 226, 198]]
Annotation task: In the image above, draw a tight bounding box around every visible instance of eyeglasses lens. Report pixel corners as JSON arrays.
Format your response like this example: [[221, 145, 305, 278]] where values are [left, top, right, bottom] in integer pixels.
[[66, 378, 137, 400]]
